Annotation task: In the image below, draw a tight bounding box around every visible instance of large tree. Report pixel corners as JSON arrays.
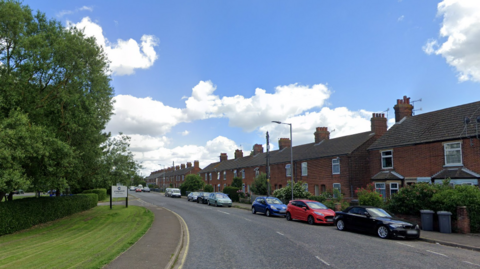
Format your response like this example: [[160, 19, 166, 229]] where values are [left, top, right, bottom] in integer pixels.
[[0, 0, 116, 199]]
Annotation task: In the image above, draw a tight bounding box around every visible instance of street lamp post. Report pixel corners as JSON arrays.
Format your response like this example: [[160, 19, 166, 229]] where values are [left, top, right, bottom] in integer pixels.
[[272, 121, 294, 201]]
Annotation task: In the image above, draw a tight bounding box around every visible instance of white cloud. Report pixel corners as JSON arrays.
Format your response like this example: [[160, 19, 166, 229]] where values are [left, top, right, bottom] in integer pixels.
[[424, 0, 480, 82], [181, 130, 189, 136], [57, 6, 93, 18], [67, 17, 159, 76], [398, 15, 405, 22], [79, 6, 93, 12]]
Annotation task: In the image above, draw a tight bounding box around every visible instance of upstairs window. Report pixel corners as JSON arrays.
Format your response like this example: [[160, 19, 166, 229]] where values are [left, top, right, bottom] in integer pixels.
[[217, 172, 220, 180], [254, 167, 259, 177], [332, 158, 340, 174], [182, 175, 184, 181], [301, 162, 308, 176], [285, 164, 291, 177], [241, 169, 245, 179], [209, 173, 212, 181], [233, 170, 237, 178], [381, 150, 393, 169], [444, 142, 462, 166]]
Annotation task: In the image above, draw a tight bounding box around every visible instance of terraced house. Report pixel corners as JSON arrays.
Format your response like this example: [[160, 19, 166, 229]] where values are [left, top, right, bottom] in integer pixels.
[[199, 113, 388, 200], [146, 161, 201, 189], [368, 96, 480, 199]]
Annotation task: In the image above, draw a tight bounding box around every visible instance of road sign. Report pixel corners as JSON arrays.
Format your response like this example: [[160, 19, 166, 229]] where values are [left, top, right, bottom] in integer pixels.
[[112, 186, 127, 198]]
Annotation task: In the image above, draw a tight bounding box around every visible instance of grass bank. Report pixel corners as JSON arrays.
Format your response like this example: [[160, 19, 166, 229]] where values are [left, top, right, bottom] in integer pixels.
[[0, 205, 153, 268]]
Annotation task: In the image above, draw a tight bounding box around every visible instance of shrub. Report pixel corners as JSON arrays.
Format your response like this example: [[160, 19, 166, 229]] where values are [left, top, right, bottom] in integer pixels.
[[231, 177, 243, 188], [251, 173, 268, 195], [0, 194, 98, 236], [204, 184, 213, 192], [82, 189, 107, 201], [356, 183, 383, 207], [387, 183, 446, 215], [223, 187, 240, 202], [431, 185, 480, 233], [272, 181, 311, 204], [309, 196, 327, 203]]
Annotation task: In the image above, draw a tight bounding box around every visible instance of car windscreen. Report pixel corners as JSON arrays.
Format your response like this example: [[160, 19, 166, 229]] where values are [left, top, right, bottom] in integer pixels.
[[266, 198, 283, 204], [202, 193, 209, 196], [367, 208, 392, 218], [172, 190, 180, 193], [191, 192, 199, 196], [306, 202, 328, 210], [216, 194, 228, 199]]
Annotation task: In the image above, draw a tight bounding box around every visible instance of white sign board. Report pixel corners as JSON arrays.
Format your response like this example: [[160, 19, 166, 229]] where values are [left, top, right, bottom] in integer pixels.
[[112, 186, 127, 198]]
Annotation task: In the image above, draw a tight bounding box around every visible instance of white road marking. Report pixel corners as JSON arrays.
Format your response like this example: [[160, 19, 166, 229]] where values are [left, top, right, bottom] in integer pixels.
[[276, 232, 284, 236], [426, 250, 448, 257], [243, 218, 252, 222], [316, 256, 330, 266], [396, 242, 414, 248], [218, 210, 230, 215], [463, 261, 480, 267]]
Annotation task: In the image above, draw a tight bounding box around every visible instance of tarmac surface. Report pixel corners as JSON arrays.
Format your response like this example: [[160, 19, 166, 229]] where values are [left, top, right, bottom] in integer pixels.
[[102, 192, 480, 269]]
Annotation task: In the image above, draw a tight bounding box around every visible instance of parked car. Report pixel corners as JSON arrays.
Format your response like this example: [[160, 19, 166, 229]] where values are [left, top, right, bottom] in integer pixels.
[[251, 196, 287, 217], [197, 192, 210, 204], [188, 192, 200, 202], [13, 190, 25, 195], [208, 193, 232, 207], [129, 186, 136, 191], [334, 206, 420, 239], [135, 188, 142, 192], [170, 188, 181, 198], [286, 200, 335, 225], [143, 187, 151, 192], [165, 188, 172, 197]]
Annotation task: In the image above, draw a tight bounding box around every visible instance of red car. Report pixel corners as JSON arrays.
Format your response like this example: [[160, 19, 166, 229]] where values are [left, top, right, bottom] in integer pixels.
[[135, 188, 142, 192], [286, 200, 336, 225]]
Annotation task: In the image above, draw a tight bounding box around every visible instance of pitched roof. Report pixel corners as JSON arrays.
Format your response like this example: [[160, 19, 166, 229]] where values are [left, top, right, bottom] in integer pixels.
[[369, 101, 480, 150], [200, 131, 375, 173], [371, 170, 404, 180], [431, 167, 480, 179]]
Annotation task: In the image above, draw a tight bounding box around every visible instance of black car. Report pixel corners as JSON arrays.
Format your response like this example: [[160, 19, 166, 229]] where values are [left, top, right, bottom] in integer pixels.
[[334, 206, 420, 239], [197, 192, 210, 204]]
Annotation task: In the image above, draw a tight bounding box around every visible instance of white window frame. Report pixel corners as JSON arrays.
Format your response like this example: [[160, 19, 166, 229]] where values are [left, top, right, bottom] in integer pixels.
[[301, 162, 307, 176], [332, 158, 340, 174], [233, 170, 237, 178], [223, 171, 227, 180], [375, 183, 386, 200], [390, 182, 399, 196], [254, 167, 259, 177], [444, 142, 462, 166], [285, 164, 291, 177], [241, 169, 245, 179], [303, 183, 308, 192], [182, 175, 184, 181], [333, 183, 341, 198], [381, 150, 393, 169], [209, 173, 212, 181]]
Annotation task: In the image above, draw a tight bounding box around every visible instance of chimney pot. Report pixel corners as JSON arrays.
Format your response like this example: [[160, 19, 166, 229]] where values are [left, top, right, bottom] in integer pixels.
[[314, 127, 330, 143], [220, 153, 228, 162], [235, 149, 243, 159]]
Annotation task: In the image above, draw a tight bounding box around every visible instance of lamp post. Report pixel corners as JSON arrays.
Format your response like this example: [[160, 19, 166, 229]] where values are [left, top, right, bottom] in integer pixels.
[[159, 164, 165, 192], [272, 121, 294, 201]]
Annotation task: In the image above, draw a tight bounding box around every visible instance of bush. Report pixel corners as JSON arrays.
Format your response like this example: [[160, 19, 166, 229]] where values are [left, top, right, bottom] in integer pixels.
[[431, 185, 480, 233], [272, 181, 311, 204], [356, 183, 383, 207], [204, 184, 213, 192], [308, 196, 327, 203], [387, 183, 446, 215], [223, 187, 240, 202], [231, 177, 243, 188], [251, 173, 268, 195], [82, 189, 107, 201], [0, 194, 98, 236]]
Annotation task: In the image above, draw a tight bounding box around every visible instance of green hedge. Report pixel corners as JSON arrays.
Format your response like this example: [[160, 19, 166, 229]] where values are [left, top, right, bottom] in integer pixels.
[[0, 194, 98, 236], [308, 195, 327, 203], [82, 188, 107, 201], [223, 187, 240, 202]]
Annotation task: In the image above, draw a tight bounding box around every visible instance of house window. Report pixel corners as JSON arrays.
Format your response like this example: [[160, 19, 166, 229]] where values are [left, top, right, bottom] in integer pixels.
[[224, 183, 226, 188], [217, 172, 220, 180], [321, 184, 326, 193], [247, 184, 250, 193], [381, 150, 393, 169], [444, 142, 462, 166], [332, 158, 340, 174], [390, 183, 399, 196], [223, 171, 226, 180], [303, 183, 308, 192], [285, 164, 291, 177], [209, 173, 212, 181], [233, 170, 237, 178], [301, 162, 308, 176], [241, 169, 245, 179], [254, 167, 259, 177], [242, 183, 245, 192], [375, 183, 386, 199], [182, 175, 184, 181], [333, 183, 341, 198], [205, 174, 208, 181]]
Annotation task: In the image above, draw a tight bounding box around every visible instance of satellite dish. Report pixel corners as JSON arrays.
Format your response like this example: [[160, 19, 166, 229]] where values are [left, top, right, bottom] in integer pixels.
[[465, 117, 471, 124]]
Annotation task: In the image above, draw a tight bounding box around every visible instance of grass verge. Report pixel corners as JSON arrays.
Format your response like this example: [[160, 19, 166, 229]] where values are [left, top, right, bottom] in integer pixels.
[[0, 205, 153, 268]]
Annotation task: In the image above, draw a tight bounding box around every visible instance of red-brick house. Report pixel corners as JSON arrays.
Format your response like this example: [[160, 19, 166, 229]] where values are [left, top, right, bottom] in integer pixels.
[[146, 161, 201, 189], [199, 113, 388, 199], [368, 96, 480, 199]]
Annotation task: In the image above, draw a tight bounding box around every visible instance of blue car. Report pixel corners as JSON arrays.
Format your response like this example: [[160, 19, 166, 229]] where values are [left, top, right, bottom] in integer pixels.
[[251, 196, 287, 217]]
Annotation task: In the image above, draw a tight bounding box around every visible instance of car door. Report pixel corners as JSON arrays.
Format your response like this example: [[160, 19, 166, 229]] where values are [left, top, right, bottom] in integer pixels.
[[257, 198, 267, 213], [347, 207, 370, 232], [356, 208, 374, 232], [295, 201, 308, 221]]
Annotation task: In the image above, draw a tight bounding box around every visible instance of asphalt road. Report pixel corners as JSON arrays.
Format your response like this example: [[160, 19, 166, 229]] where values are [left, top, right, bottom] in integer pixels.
[[133, 192, 480, 269]]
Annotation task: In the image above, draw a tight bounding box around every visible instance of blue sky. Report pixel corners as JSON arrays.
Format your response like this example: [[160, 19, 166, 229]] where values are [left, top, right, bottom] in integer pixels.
[[23, 0, 480, 175]]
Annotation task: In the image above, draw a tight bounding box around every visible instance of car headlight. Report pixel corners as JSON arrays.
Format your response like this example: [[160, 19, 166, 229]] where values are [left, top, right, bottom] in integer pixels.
[[389, 224, 404, 228], [270, 206, 278, 210], [415, 225, 420, 229], [314, 212, 324, 216]]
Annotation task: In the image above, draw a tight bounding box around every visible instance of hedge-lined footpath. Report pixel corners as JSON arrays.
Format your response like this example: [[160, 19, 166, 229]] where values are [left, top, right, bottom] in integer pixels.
[[0, 194, 98, 236], [82, 188, 107, 201]]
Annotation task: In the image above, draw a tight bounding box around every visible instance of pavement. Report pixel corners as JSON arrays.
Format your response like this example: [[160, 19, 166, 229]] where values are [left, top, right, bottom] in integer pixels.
[[101, 192, 480, 268]]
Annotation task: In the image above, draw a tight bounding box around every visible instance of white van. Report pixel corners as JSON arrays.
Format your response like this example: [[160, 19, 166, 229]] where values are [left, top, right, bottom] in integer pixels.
[[170, 188, 181, 198]]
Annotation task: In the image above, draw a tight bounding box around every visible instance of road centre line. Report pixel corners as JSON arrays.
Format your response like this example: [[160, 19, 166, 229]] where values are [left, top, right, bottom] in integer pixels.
[[243, 218, 252, 221], [396, 242, 414, 248], [218, 210, 230, 215], [463, 261, 480, 267], [426, 250, 448, 257], [276, 232, 284, 236], [316, 256, 330, 266]]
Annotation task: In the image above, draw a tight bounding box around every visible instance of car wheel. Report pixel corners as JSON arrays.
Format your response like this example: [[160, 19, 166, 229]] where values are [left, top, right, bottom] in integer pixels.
[[215, 202, 218, 207], [286, 212, 292, 221], [252, 207, 256, 214], [336, 219, 346, 231], [308, 216, 315, 225], [377, 225, 390, 239], [265, 209, 271, 217]]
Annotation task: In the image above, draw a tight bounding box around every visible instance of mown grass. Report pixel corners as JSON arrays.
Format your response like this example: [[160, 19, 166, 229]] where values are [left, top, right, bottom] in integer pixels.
[[0, 205, 153, 269]]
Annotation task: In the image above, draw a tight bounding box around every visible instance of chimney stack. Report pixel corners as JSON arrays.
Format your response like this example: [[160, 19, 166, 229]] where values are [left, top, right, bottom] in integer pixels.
[[394, 96, 413, 123], [235, 149, 243, 159], [371, 113, 387, 138], [253, 144, 264, 155], [181, 164, 185, 169], [314, 127, 330, 143], [278, 138, 291, 150], [194, 160, 199, 169], [187, 162, 192, 168], [176, 165, 179, 171], [220, 153, 228, 162]]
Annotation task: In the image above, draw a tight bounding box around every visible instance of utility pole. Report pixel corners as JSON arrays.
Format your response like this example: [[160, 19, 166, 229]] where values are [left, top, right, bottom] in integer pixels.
[[266, 131, 270, 197]]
